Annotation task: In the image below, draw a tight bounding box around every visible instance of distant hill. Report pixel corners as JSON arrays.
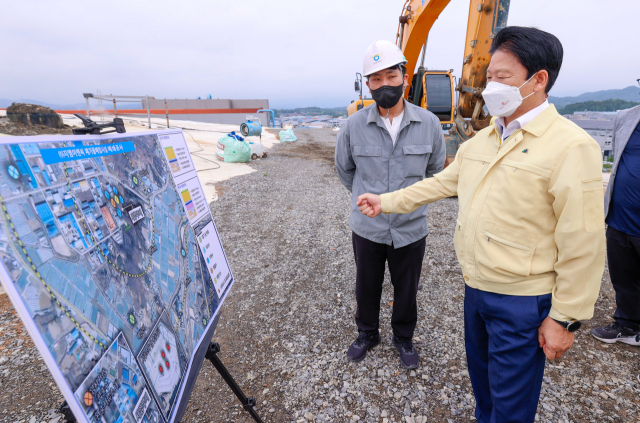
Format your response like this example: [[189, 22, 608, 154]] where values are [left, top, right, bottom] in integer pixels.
[[0, 98, 87, 109], [274, 107, 347, 118], [549, 86, 640, 109], [0, 98, 142, 110], [557, 99, 640, 115]]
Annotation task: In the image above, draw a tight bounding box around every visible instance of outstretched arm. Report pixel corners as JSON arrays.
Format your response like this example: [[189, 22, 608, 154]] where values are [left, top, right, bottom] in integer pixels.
[[358, 141, 467, 217]]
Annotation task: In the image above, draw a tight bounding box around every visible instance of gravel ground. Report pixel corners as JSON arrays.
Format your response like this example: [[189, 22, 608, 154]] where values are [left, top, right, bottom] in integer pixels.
[[0, 294, 67, 423], [0, 128, 639, 423]]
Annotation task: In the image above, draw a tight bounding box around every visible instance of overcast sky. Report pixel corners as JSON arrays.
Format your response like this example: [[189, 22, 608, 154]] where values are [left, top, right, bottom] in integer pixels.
[[1, 0, 637, 108]]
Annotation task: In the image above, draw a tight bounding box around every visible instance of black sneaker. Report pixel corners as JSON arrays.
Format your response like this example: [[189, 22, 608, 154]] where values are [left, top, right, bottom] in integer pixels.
[[590, 322, 640, 345], [347, 331, 381, 362], [392, 336, 419, 369]]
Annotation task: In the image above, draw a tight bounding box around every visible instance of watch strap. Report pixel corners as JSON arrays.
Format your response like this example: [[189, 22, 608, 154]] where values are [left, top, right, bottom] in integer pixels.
[[552, 318, 581, 332]]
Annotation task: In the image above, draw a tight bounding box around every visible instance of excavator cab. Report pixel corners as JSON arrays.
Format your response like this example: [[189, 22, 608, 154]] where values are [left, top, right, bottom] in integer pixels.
[[347, 72, 375, 116], [407, 70, 455, 125], [346, 96, 375, 116]]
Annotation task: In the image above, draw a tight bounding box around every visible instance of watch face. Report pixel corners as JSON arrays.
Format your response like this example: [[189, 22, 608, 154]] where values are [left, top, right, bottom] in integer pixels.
[[567, 321, 582, 332]]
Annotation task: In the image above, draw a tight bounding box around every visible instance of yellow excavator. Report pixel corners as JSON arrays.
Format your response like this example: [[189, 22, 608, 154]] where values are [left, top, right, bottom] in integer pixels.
[[347, 0, 511, 165]]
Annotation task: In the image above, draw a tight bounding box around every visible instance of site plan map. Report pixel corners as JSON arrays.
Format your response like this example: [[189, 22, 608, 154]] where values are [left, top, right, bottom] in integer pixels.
[[0, 129, 233, 423]]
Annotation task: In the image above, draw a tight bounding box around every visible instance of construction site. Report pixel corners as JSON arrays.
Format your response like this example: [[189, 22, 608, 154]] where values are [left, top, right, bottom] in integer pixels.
[[0, 0, 639, 423]]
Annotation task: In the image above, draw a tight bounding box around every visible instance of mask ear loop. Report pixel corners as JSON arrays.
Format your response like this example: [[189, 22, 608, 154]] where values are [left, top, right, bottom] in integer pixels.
[[519, 72, 538, 100]]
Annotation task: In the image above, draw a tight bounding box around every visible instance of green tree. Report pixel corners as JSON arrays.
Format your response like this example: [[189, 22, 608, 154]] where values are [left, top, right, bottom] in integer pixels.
[[556, 99, 640, 115], [273, 107, 347, 118]]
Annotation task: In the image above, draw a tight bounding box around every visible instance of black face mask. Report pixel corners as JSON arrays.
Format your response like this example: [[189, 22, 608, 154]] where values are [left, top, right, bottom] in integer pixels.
[[371, 83, 404, 110]]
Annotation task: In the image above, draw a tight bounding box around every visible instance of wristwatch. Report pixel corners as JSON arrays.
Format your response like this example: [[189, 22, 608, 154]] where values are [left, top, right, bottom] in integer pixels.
[[552, 319, 582, 332]]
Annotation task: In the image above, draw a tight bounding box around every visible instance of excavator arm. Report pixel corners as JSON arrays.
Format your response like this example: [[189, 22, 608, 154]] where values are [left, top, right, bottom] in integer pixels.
[[396, 0, 452, 97], [399, 0, 510, 162]]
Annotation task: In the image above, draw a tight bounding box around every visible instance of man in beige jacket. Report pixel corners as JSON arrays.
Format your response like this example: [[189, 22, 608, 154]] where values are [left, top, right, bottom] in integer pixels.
[[358, 27, 605, 423]]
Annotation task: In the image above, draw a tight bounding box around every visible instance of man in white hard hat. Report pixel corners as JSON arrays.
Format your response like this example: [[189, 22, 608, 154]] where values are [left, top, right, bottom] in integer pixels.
[[335, 40, 446, 369]]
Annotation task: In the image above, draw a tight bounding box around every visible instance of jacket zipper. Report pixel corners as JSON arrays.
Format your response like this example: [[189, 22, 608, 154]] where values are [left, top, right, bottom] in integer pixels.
[[483, 231, 531, 251]]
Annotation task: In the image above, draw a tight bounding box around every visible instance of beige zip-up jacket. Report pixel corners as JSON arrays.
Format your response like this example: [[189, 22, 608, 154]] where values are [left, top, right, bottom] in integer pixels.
[[380, 105, 606, 321]]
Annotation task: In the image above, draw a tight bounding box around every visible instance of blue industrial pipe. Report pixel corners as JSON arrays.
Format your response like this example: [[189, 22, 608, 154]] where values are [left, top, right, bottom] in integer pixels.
[[256, 109, 275, 128]]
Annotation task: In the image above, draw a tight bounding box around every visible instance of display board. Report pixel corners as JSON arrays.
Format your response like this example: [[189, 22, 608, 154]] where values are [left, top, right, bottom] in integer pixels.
[[0, 129, 233, 423]]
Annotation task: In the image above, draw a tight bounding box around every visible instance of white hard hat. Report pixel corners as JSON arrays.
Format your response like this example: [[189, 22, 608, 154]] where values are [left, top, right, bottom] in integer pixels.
[[363, 40, 408, 77]]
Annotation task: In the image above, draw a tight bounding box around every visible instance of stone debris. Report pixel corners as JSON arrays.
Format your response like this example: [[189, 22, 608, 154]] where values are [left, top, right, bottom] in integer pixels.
[[0, 295, 67, 422]]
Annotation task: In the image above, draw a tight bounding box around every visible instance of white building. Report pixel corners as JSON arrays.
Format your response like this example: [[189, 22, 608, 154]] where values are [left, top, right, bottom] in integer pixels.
[[572, 119, 613, 158]]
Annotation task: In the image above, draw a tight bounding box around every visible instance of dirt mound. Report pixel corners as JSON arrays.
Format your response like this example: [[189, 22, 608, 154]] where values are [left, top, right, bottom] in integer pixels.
[[267, 128, 337, 164], [0, 113, 72, 136], [6, 102, 65, 129], [6, 102, 56, 114]]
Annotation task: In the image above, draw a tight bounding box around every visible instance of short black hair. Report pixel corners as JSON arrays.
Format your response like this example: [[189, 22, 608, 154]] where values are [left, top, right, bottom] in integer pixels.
[[489, 26, 563, 93], [366, 64, 406, 80]]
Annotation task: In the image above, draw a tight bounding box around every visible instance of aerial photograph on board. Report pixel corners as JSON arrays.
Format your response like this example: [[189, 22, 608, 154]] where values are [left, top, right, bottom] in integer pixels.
[[0, 133, 230, 422]]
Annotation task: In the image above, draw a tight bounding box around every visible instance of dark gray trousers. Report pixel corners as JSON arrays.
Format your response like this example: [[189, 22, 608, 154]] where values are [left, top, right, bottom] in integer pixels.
[[607, 226, 640, 330], [352, 232, 426, 339]]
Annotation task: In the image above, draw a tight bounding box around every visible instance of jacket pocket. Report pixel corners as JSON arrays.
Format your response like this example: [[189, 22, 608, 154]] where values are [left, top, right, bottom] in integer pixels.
[[353, 145, 382, 181], [402, 144, 432, 177], [582, 177, 605, 233], [475, 221, 538, 283]]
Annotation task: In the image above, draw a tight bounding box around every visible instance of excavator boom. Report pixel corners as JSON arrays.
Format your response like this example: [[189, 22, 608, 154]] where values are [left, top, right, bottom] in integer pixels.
[[398, 0, 511, 163]]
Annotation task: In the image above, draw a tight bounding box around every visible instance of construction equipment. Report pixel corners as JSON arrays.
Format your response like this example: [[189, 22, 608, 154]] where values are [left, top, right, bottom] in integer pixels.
[[241, 116, 263, 137], [72, 113, 126, 135], [347, 0, 511, 165]]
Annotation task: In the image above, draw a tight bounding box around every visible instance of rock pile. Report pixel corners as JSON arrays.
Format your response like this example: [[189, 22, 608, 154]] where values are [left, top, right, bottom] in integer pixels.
[[6, 103, 64, 129]]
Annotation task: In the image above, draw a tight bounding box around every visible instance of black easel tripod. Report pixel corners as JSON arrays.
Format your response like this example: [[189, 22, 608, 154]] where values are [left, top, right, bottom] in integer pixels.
[[205, 342, 264, 423]]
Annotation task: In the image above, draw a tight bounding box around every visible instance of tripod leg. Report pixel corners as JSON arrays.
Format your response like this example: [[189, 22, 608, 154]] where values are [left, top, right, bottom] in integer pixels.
[[59, 401, 77, 423], [205, 342, 265, 423]]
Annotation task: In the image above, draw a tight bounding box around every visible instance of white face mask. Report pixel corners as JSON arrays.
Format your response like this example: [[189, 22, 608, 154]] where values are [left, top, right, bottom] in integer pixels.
[[482, 72, 538, 117]]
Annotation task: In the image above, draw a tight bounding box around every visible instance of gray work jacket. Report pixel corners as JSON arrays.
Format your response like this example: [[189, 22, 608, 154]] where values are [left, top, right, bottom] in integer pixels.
[[335, 100, 446, 248], [604, 104, 640, 219]]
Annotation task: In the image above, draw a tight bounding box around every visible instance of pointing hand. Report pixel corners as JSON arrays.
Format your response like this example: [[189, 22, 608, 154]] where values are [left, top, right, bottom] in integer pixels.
[[357, 194, 382, 218]]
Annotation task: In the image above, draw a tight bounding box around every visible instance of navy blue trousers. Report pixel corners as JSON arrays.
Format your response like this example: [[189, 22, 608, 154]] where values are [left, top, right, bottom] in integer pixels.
[[464, 285, 551, 423]]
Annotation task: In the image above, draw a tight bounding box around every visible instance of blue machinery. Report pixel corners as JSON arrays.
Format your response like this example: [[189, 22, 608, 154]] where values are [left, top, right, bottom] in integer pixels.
[[240, 109, 274, 137], [240, 119, 262, 137]]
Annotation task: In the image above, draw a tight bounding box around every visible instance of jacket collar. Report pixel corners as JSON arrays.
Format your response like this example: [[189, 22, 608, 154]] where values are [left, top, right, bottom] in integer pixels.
[[490, 103, 560, 139], [367, 99, 422, 126]]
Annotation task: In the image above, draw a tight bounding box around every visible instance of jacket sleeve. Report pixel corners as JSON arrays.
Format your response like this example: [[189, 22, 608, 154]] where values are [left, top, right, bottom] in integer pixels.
[[335, 120, 355, 192], [611, 112, 621, 159], [381, 139, 466, 214], [426, 117, 446, 178], [548, 140, 606, 321]]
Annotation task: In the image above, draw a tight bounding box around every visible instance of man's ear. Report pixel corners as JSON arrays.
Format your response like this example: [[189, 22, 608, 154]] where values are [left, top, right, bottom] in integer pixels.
[[403, 73, 409, 89], [366, 79, 370, 93], [535, 70, 549, 94]]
